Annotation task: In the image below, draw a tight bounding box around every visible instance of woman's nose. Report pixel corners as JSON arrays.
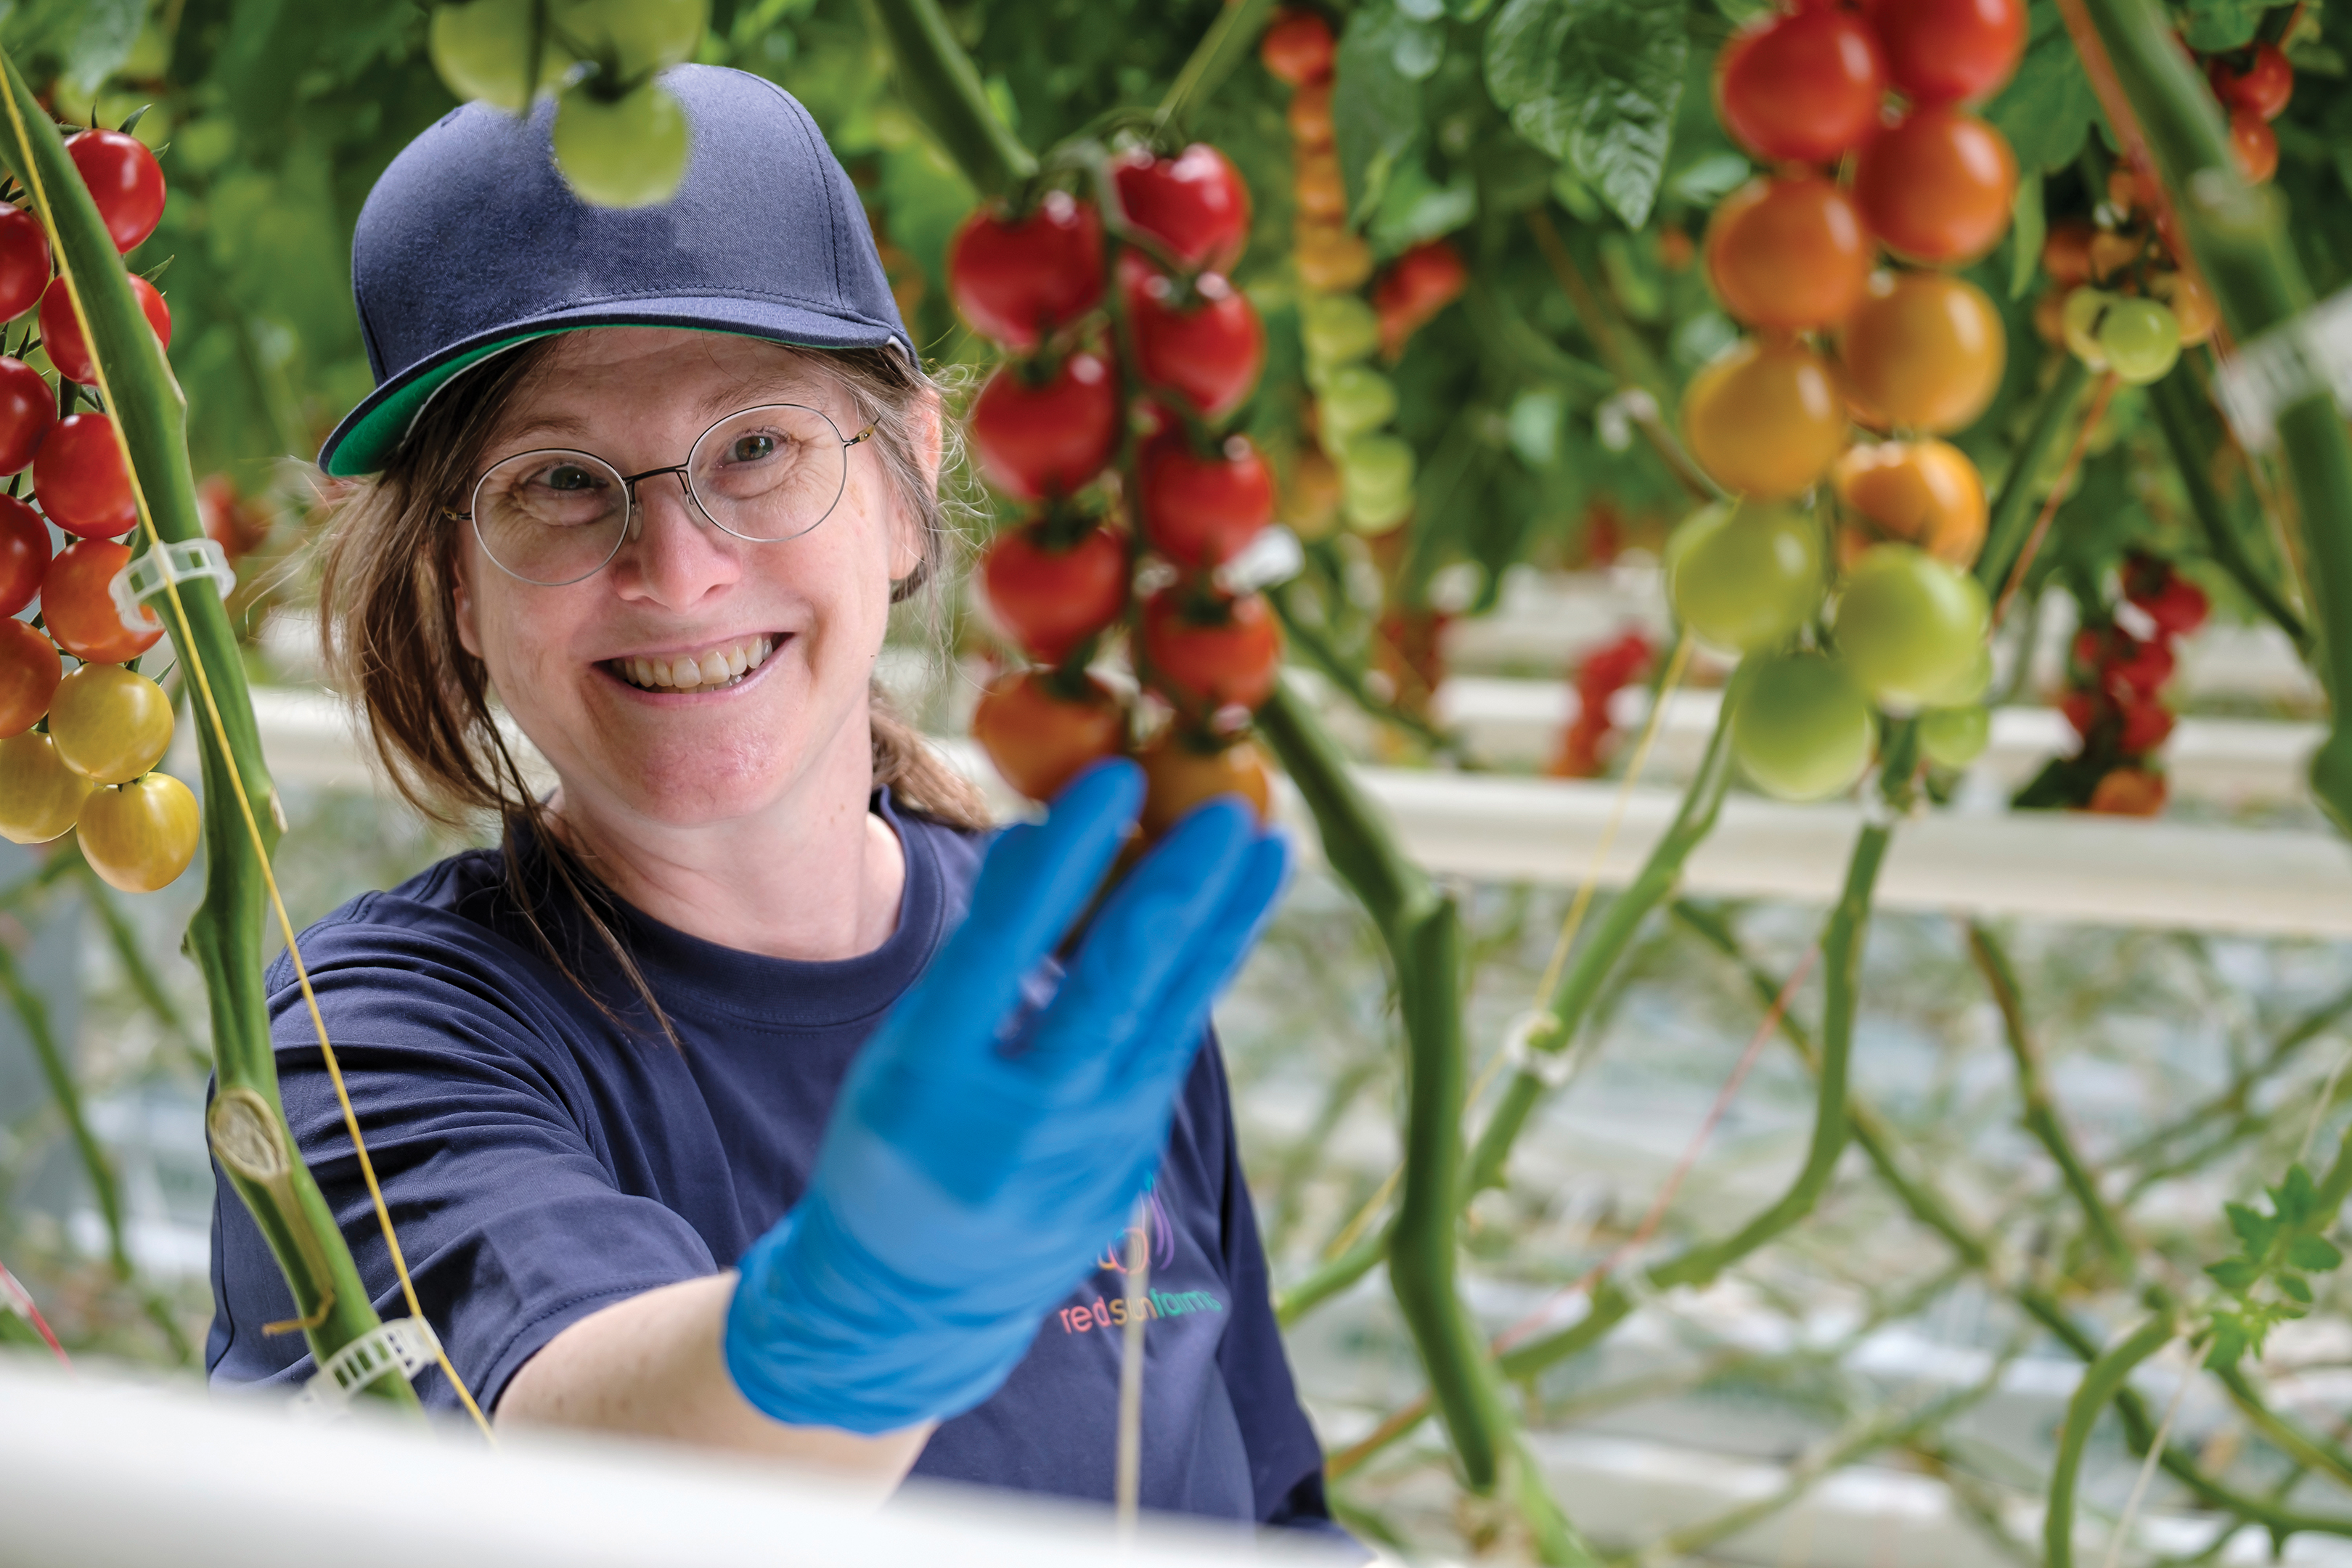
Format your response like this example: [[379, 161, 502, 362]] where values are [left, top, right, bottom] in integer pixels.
[[608, 471, 742, 606]]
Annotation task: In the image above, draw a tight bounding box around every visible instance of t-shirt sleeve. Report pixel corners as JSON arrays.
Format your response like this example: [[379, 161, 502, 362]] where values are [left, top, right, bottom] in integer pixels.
[[1200, 1040, 1356, 1544], [206, 905, 717, 1412]]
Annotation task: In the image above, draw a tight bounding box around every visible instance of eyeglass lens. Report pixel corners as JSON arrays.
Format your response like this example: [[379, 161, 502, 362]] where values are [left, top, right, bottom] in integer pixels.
[[470, 404, 856, 586]]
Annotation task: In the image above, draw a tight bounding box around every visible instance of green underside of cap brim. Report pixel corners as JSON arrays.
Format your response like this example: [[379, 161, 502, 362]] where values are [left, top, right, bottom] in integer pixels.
[[324, 334, 561, 478]]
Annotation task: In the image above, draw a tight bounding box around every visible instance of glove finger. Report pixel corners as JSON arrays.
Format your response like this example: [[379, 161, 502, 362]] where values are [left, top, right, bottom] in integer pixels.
[[1020, 798, 1257, 1079], [1106, 830, 1292, 1100], [884, 759, 1142, 1066]]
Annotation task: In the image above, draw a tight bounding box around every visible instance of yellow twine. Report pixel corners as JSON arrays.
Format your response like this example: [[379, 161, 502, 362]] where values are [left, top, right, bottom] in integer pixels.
[[5, 83, 494, 1440]]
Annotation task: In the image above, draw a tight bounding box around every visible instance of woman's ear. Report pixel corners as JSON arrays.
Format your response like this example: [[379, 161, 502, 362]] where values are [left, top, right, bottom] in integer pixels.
[[886, 388, 944, 582], [449, 539, 483, 660]]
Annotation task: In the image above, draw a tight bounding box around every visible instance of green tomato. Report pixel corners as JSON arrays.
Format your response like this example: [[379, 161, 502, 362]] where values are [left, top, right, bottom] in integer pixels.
[[431, 0, 575, 113], [1343, 484, 1413, 534], [1665, 499, 1826, 656], [1340, 433, 1414, 501], [554, 81, 691, 208], [552, 0, 706, 80], [1920, 642, 1993, 707], [1301, 294, 1379, 372], [1919, 704, 1991, 769], [2061, 287, 2112, 369], [2096, 297, 2182, 385], [1731, 652, 1875, 802], [1832, 543, 1990, 709], [1321, 364, 1397, 442]]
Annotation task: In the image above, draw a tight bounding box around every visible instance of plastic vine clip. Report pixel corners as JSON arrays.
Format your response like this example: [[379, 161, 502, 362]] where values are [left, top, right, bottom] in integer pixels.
[[289, 1318, 444, 1418], [2212, 285, 2352, 453], [1212, 524, 1304, 597], [110, 536, 234, 636]]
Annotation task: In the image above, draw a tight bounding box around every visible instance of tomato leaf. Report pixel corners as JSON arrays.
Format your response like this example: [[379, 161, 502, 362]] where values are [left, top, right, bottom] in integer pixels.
[[1484, 0, 1687, 230], [1984, 9, 2103, 175], [2009, 170, 2045, 301], [0, 0, 144, 97], [2179, 0, 2266, 51], [1335, 6, 1427, 222], [2289, 1234, 2345, 1273]]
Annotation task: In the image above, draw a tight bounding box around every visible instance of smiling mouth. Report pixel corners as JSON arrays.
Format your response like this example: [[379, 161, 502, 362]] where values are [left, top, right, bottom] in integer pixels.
[[608, 634, 780, 693]]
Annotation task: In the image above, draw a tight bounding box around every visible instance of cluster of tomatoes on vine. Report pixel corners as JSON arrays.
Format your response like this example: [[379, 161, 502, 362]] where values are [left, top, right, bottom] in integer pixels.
[[1551, 631, 1654, 780], [0, 124, 209, 892], [952, 134, 1286, 829], [1669, 0, 2027, 800], [2014, 555, 2210, 816]]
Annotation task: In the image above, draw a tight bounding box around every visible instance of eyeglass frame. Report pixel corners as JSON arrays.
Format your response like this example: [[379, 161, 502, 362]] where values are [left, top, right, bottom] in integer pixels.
[[444, 401, 878, 587]]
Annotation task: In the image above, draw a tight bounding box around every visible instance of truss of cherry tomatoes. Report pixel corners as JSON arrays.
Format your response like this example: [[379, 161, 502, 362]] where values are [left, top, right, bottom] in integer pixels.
[[0, 125, 203, 893], [953, 130, 1290, 825], [1666, 0, 2030, 802]]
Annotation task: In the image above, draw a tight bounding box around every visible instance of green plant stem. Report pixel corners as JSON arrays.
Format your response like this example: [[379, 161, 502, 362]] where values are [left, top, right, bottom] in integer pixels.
[[862, 0, 1035, 200], [0, 50, 400, 1398], [1259, 682, 1510, 1493], [1153, 0, 1277, 136], [1965, 921, 2136, 1270], [1977, 357, 2094, 597], [2070, 0, 2352, 830], [1270, 581, 1467, 760], [2147, 366, 2311, 653], [2047, 1313, 2179, 1568], [77, 859, 207, 1070], [1466, 708, 1736, 1196], [1275, 1215, 1389, 1326], [1511, 1435, 1602, 1568]]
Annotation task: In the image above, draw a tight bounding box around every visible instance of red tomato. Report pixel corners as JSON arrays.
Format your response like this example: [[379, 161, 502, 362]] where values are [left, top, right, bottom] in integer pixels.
[[1372, 239, 1469, 356], [980, 523, 1129, 664], [971, 668, 1127, 804], [1704, 176, 1872, 331], [41, 537, 160, 663], [2137, 576, 2210, 638], [2210, 42, 2293, 121], [1715, 7, 1887, 165], [1853, 107, 2017, 264], [33, 413, 139, 539], [0, 617, 59, 737], [66, 128, 167, 254], [1141, 588, 1282, 712], [0, 357, 55, 477], [1140, 433, 1275, 569], [39, 273, 171, 386], [2088, 630, 2175, 698], [969, 351, 1120, 500], [946, 192, 1105, 353], [2118, 696, 2175, 754], [0, 203, 49, 322], [2059, 688, 2099, 738], [0, 494, 46, 616], [1260, 10, 1336, 85], [1122, 254, 1264, 421], [1863, 0, 2025, 105], [2230, 108, 2278, 183], [2041, 218, 2096, 287], [1111, 144, 1251, 274]]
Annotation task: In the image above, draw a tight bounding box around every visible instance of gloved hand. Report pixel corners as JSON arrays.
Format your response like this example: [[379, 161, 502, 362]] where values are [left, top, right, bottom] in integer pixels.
[[724, 760, 1290, 1433]]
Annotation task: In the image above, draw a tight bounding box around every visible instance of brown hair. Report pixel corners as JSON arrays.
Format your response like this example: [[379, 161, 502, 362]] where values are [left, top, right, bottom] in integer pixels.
[[311, 335, 990, 1032]]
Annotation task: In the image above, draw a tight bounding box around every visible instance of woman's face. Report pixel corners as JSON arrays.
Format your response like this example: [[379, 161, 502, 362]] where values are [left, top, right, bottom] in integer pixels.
[[449, 328, 929, 833]]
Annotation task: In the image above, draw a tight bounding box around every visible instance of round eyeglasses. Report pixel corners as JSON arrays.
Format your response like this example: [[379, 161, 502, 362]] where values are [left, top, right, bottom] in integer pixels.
[[449, 403, 876, 587]]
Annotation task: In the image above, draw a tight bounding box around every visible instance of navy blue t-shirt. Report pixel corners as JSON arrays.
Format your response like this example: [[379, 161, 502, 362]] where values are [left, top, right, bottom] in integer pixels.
[[207, 793, 1337, 1533]]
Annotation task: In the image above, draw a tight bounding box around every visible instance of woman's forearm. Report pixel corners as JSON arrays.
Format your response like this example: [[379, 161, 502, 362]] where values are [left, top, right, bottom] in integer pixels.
[[496, 1273, 935, 1497]]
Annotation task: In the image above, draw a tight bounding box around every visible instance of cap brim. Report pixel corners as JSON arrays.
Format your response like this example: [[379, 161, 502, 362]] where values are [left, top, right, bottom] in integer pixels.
[[317, 296, 912, 478]]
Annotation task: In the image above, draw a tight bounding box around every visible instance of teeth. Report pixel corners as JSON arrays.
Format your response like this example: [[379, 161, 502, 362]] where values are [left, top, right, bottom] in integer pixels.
[[614, 636, 776, 693]]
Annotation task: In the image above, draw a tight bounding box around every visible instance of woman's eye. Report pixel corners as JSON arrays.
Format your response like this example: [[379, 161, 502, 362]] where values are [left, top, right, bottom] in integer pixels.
[[728, 433, 780, 463], [541, 464, 600, 492]]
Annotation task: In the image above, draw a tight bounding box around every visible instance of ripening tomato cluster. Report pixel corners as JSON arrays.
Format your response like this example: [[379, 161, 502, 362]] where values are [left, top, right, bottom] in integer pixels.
[[1261, 12, 1466, 544], [0, 128, 203, 893], [426, 0, 709, 208], [2051, 555, 2211, 816], [1667, 0, 2024, 801], [950, 142, 1286, 828], [1548, 631, 1654, 780], [2035, 35, 2287, 388]]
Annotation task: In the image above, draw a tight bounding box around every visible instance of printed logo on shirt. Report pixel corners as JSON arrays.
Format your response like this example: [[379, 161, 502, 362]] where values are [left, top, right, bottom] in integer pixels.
[[1096, 1184, 1178, 1274], [1057, 1288, 1225, 1336]]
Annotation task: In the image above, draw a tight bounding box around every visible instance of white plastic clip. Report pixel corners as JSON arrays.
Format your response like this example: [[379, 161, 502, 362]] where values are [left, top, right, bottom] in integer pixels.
[[1213, 525, 1304, 597], [2212, 285, 2352, 452], [289, 1317, 442, 1418], [110, 536, 233, 637], [1499, 1009, 1575, 1087]]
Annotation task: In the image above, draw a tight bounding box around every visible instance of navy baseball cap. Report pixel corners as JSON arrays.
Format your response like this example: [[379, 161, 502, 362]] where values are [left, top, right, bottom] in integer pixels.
[[319, 65, 918, 478]]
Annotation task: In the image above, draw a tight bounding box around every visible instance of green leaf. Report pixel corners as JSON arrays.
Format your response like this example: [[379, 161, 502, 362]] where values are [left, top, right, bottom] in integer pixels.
[[2290, 1234, 2346, 1273], [2179, 0, 2265, 50], [1336, 7, 1425, 221], [2226, 1201, 2277, 1256], [2276, 1164, 2319, 1227], [2281, 1273, 2315, 1304], [0, 0, 143, 96], [2009, 170, 2044, 301], [1983, 20, 2102, 174], [2206, 1257, 2263, 1291], [1485, 0, 1688, 229]]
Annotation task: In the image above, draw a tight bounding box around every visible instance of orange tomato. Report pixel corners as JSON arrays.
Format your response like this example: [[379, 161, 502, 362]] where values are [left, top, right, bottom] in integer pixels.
[[2041, 218, 2094, 287], [1704, 175, 1873, 332], [1853, 106, 2017, 265], [1832, 438, 1988, 567], [971, 669, 1127, 804], [1681, 338, 1847, 499], [2154, 270, 2218, 347], [2230, 108, 2277, 184], [1287, 80, 1334, 148], [1294, 150, 1346, 221], [1839, 271, 2006, 435], [1137, 733, 1274, 837]]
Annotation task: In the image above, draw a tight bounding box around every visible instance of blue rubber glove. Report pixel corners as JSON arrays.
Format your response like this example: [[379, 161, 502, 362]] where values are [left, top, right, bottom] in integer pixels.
[[724, 760, 1290, 1433]]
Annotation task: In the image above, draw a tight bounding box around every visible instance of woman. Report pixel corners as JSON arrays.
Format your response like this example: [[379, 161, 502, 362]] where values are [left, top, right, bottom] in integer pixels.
[[206, 65, 1342, 1538]]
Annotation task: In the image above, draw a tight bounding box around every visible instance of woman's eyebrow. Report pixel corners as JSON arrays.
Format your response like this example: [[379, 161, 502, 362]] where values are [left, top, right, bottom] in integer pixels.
[[497, 411, 595, 445]]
